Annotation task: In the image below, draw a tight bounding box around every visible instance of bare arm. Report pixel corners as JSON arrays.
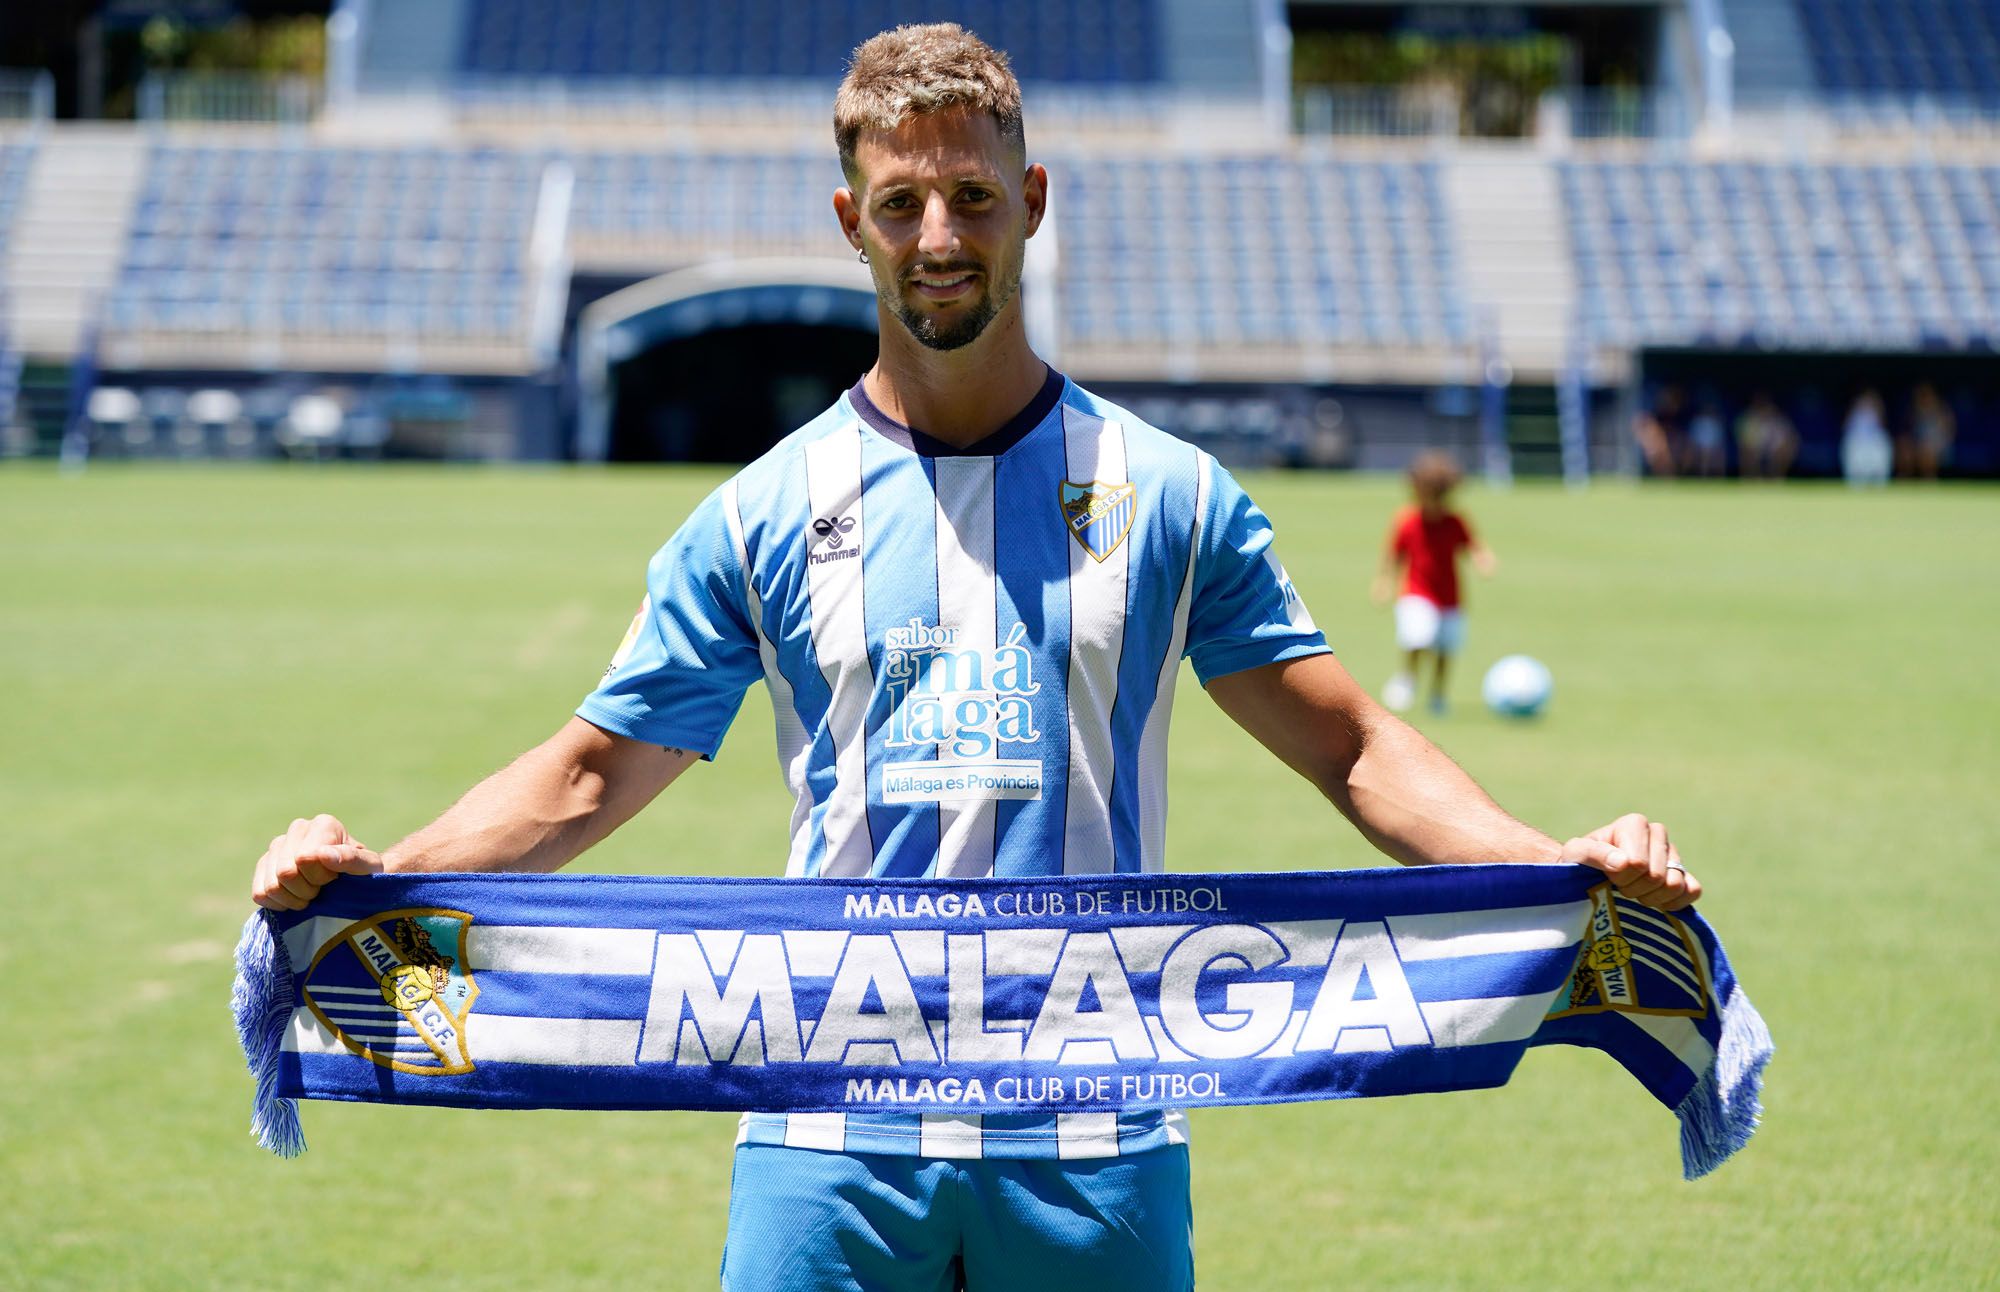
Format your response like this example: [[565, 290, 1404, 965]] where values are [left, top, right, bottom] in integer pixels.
[[251, 717, 698, 909], [1370, 531, 1404, 606], [384, 717, 699, 874], [1205, 653, 1699, 909]]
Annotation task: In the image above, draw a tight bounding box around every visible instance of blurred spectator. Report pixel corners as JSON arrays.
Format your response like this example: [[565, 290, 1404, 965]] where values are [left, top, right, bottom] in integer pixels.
[[1840, 389, 1892, 488], [1902, 383, 1955, 480], [1687, 399, 1727, 478], [1633, 384, 1687, 477], [1734, 392, 1798, 480]]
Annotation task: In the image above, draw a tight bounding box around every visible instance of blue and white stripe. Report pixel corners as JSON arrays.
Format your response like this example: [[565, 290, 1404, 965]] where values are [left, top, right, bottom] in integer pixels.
[[252, 869, 1767, 1177], [574, 378, 1331, 1158]]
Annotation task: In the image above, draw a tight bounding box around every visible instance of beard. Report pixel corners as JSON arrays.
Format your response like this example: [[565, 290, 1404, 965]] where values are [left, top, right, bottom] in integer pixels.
[[884, 256, 1020, 352]]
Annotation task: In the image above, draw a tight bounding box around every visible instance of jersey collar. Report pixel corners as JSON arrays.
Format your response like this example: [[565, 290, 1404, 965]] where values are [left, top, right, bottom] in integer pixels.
[[847, 367, 1066, 458]]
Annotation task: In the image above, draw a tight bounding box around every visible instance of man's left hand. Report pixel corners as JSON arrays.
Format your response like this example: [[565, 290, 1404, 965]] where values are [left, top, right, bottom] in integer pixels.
[[1559, 813, 1700, 912]]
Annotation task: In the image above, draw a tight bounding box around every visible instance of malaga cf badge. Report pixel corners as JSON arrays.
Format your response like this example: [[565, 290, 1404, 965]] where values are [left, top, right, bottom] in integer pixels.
[[1059, 480, 1137, 562], [301, 909, 478, 1075]]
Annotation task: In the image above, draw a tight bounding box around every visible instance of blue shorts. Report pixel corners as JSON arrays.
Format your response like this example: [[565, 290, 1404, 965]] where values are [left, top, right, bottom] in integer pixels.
[[719, 1143, 1194, 1292]]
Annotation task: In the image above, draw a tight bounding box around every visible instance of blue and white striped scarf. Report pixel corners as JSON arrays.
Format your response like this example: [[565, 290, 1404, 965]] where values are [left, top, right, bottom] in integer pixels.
[[234, 864, 1770, 1178]]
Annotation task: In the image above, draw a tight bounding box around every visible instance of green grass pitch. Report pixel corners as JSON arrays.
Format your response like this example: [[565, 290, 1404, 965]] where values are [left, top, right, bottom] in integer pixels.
[[2, 464, 1995, 1290]]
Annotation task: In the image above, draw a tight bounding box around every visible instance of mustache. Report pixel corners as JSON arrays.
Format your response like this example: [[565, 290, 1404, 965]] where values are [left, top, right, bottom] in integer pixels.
[[901, 260, 983, 282]]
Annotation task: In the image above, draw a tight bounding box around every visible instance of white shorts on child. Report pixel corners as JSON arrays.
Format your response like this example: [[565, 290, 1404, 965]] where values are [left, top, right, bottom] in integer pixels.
[[1395, 595, 1465, 653]]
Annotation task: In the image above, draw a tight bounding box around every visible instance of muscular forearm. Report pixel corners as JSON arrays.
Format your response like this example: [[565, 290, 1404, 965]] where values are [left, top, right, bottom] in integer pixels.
[[1333, 709, 1559, 867], [1206, 658, 1557, 867], [382, 719, 694, 875], [252, 719, 693, 911], [384, 746, 611, 874], [1204, 657, 1699, 910]]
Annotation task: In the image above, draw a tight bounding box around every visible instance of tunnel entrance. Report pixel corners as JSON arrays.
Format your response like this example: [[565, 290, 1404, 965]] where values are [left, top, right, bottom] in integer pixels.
[[576, 260, 881, 464], [607, 322, 877, 463]]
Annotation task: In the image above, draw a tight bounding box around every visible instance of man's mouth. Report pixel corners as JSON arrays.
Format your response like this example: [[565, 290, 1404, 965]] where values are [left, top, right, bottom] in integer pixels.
[[907, 266, 980, 302]]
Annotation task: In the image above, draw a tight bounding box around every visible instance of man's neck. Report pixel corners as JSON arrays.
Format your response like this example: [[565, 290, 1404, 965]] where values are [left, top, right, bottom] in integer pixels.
[[862, 305, 1049, 450]]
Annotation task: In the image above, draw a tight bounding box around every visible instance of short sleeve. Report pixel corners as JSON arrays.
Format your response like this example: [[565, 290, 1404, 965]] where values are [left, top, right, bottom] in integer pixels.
[[1183, 455, 1331, 684], [1389, 508, 1416, 557], [1453, 515, 1475, 550], [575, 486, 763, 757]]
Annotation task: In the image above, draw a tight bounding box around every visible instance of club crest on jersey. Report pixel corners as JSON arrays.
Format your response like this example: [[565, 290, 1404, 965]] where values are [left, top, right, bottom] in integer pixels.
[[301, 908, 478, 1075], [1060, 480, 1136, 562], [1547, 885, 1711, 1021]]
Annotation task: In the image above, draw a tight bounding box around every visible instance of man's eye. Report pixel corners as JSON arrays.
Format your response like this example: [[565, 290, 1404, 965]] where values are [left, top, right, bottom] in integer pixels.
[[959, 189, 992, 203], [883, 195, 915, 211]]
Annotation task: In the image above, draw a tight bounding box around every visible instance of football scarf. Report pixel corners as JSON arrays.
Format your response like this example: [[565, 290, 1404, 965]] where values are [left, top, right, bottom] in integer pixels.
[[234, 864, 1771, 1178]]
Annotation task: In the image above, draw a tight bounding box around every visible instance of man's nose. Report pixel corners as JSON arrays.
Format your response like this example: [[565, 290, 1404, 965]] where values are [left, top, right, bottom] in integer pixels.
[[918, 191, 960, 261]]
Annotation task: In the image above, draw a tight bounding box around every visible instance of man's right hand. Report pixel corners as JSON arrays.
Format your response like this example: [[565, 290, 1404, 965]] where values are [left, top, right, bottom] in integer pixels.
[[252, 813, 384, 911]]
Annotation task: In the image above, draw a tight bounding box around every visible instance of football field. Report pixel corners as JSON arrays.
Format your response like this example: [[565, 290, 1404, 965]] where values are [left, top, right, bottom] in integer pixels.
[[2, 464, 1995, 1290]]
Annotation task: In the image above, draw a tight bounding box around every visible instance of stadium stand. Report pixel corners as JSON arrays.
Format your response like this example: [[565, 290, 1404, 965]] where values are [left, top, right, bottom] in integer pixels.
[[1055, 154, 1470, 354], [568, 147, 847, 265], [564, 144, 1468, 353], [89, 136, 1472, 373], [104, 142, 553, 372], [457, 0, 1162, 84], [1793, 0, 2000, 103], [1560, 157, 2000, 349], [6, 0, 2000, 475]]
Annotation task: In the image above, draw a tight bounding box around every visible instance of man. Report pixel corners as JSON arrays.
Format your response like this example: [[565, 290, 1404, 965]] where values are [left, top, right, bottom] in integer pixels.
[[253, 24, 1699, 1292]]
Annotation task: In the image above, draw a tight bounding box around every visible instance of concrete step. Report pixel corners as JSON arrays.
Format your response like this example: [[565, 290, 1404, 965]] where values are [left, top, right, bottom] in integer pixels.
[[4, 124, 148, 358], [1442, 146, 1575, 377]]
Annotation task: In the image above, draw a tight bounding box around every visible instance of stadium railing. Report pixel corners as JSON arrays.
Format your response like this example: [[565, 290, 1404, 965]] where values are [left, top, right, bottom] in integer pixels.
[[1291, 84, 1692, 141], [1558, 88, 1694, 141], [1291, 86, 1459, 140], [136, 73, 325, 126]]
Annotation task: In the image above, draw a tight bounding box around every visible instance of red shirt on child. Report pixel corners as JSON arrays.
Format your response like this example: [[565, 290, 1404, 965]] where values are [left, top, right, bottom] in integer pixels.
[[1390, 506, 1474, 608]]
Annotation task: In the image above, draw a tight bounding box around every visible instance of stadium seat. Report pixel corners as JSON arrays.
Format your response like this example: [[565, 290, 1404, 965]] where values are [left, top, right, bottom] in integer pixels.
[[1793, 0, 2000, 106], [109, 142, 544, 352], [1561, 157, 2000, 349], [1051, 154, 1471, 351], [454, 0, 1162, 84]]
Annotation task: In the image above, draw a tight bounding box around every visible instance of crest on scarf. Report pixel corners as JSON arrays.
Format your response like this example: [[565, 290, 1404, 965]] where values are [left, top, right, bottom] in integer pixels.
[[1060, 480, 1137, 562], [302, 909, 478, 1075], [1548, 885, 1710, 1020]]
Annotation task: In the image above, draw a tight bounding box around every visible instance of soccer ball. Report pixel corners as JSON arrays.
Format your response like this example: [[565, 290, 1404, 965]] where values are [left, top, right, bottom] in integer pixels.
[[1482, 655, 1553, 719]]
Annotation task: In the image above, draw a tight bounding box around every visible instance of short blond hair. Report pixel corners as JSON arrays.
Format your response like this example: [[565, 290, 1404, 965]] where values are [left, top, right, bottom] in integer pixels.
[[834, 24, 1025, 184]]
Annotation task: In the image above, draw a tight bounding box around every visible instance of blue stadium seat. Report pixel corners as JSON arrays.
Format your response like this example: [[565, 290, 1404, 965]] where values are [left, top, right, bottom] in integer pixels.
[[455, 0, 1161, 84], [1562, 157, 2000, 349], [110, 142, 545, 347], [1048, 153, 1471, 350], [1792, 0, 2000, 105]]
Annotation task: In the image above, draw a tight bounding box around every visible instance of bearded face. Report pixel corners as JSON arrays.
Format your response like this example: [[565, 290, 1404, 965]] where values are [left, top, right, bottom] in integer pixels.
[[841, 108, 1042, 354], [881, 247, 1021, 352]]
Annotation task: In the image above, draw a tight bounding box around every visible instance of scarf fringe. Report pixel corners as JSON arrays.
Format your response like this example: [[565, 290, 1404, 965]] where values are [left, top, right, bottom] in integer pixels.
[[232, 910, 306, 1157], [1674, 981, 1772, 1180]]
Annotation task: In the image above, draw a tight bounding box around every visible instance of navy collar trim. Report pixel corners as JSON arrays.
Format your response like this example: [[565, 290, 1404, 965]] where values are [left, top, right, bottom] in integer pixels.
[[847, 367, 1066, 458]]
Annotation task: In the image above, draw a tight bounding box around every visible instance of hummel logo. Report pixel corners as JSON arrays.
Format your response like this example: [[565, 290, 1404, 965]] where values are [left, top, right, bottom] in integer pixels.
[[809, 514, 860, 566]]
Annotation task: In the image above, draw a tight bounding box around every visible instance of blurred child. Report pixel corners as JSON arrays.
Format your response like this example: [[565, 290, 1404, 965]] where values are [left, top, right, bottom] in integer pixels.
[[1372, 451, 1497, 714]]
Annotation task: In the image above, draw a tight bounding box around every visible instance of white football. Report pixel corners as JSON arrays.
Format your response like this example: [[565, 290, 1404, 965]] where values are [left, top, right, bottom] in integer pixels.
[[1482, 655, 1553, 719]]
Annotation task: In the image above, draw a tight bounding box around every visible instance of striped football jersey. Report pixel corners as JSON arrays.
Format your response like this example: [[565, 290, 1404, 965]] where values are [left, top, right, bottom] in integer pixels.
[[577, 370, 1329, 1158]]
